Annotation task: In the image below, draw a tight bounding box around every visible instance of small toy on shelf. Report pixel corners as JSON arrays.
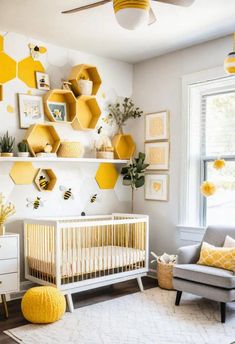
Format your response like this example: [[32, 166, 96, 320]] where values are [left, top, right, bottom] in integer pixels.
[[95, 129, 114, 159], [44, 143, 53, 153], [0, 193, 15, 235], [17, 141, 30, 157]]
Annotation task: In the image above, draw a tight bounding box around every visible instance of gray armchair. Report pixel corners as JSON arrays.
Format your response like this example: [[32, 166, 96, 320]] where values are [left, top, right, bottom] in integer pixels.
[[173, 226, 235, 323]]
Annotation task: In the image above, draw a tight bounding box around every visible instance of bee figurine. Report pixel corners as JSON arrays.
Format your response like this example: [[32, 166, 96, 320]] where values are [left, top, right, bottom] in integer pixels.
[[39, 176, 49, 190], [28, 43, 47, 60], [60, 186, 74, 200], [26, 197, 44, 210], [90, 194, 98, 203]]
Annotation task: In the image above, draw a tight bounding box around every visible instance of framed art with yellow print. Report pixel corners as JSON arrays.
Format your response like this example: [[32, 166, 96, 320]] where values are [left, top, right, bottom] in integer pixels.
[[145, 141, 170, 170], [145, 174, 169, 201], [145, 111, 169, 141]]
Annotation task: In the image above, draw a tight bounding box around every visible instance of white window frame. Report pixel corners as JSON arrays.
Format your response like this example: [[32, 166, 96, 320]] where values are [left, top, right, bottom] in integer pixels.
[[178, 66, 235, 242]]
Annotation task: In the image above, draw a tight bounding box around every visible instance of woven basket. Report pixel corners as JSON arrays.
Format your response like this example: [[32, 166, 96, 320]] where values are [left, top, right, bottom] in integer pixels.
[[58, 141, 84, 158], [157, 260, 175, 290], [96, 151, 114, 159]]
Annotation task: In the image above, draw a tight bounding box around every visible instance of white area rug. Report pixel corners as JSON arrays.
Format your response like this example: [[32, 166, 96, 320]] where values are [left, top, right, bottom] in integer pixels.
[[4, 288, 235, 344]]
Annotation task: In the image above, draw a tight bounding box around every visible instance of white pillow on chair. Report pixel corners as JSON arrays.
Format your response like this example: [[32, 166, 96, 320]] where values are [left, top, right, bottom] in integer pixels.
[[223, 235, 235, 248]]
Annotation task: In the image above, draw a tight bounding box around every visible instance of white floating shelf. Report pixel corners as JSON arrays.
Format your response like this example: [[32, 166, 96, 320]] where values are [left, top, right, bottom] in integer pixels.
[[0, 157, 129, 164]]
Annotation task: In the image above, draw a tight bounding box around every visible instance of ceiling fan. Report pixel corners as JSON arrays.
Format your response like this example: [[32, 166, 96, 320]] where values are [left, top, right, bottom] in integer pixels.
[[62, 0, 195, 30]]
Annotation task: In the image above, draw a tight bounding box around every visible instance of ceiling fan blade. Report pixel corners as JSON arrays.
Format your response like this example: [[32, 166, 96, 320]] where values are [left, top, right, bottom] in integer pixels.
[[61, 0, 111, 14], [152, 0, 195, 7], [148, 7, 157, 26]]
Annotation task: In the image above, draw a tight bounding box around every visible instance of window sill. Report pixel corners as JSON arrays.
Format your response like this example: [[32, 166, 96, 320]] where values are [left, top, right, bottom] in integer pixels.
[[177, 225, 205, 243]]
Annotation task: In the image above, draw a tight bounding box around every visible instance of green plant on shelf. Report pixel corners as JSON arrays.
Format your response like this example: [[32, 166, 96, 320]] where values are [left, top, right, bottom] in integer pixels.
[[18, 141, 29, 153], [0, 131, 15, 153]]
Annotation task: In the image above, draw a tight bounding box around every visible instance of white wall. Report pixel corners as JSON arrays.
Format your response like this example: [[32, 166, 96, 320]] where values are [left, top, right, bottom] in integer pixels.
[[132, 35, 232, 256], [0, 32, 133, 280]]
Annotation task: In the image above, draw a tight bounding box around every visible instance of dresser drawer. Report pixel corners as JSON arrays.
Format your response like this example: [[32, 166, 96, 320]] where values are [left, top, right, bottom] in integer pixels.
[[0, 237, 18, 259], [0, 273, 18, 293], [0, 259, 18, 274]]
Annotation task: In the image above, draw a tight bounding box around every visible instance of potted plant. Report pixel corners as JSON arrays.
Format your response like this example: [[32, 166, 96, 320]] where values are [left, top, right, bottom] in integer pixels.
[[0, 193, 15, 235], [17, 141, 30, 157], [77, 74, 93, 96], [0, 131, 15, 157], [121, 152, 149, 213]]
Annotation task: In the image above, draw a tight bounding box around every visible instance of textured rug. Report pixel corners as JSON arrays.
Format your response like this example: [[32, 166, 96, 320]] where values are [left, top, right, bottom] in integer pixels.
[[4, 288, 235, 344]]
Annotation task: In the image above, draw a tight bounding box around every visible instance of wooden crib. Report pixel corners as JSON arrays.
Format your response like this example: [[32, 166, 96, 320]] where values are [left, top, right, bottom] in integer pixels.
[[24, 213, 149, 311]]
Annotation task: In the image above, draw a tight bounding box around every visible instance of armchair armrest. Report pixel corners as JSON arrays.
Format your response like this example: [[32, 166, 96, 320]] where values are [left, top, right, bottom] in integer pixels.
[[177, 243, 201, 264]]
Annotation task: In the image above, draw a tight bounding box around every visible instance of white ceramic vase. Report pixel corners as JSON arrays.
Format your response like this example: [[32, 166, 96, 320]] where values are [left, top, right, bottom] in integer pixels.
[[77, 79, 93, 96]]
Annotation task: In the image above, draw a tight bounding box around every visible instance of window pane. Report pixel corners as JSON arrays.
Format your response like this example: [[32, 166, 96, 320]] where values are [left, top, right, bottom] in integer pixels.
[[206, 161, 235, 225], [204, 92, 235, 156]]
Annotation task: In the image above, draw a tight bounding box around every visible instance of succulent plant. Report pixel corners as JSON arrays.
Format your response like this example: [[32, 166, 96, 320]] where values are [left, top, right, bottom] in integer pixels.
[[0, 131, 15, 153], [18, 141, 29, 153]]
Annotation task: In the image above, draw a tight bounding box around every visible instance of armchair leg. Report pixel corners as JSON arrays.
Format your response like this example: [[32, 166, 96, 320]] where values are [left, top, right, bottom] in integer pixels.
[[220, 302, 226, 323], [175, 291, 182, 306]]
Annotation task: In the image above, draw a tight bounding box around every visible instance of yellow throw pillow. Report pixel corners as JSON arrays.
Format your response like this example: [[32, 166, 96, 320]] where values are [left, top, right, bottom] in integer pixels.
[[197, 242, 235, 272]]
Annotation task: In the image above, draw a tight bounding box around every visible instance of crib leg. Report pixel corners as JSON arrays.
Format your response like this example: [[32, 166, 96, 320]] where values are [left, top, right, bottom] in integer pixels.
[[137, 277, 144, 292], [65, 294, 74, 313]]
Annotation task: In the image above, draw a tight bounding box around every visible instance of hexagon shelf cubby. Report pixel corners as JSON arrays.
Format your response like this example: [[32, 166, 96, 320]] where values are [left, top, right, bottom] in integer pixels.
[[24, 124, 61, 157], [34, 168, 57, 192], [72, 96, 101, 131], [68, 64, 102, 96], [112, 134, 136, 160], [0, 84, 2, 101], [43, 89, 77, 123], [95, 163, 119, 190]]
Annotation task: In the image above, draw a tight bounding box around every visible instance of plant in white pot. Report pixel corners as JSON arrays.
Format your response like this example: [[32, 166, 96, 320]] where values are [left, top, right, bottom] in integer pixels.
[[17, 141, 30, 157], [0, 131, 15, 157], [77, 74, 93, 96]]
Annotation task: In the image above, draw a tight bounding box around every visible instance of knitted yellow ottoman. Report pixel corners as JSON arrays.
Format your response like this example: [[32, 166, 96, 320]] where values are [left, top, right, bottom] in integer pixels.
[[21, 286, 66, 324]]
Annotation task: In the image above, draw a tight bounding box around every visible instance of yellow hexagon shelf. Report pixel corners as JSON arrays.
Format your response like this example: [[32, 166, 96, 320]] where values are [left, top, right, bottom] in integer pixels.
[[43, 89, 77, 123], [18, 56, 45, 88], [68, 64, 102, 96], [95, 163, 119, 189], [10, 162, 37, 185], [34, 168, 57, 192], [72, 96, 101, 131], [0, 36, 3, 51], [24, 124, 61, 157], [112, 134, 136, 159], [0, 52, 17, 84], [0, 84, 3, 101]]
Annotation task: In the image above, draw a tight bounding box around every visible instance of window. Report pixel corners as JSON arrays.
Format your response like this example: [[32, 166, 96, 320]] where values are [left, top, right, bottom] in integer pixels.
[[180, 69, 235, 229]]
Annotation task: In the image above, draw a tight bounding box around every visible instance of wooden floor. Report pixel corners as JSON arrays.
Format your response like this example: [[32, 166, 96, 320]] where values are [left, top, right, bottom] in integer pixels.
[[0, 277, 156, 344]]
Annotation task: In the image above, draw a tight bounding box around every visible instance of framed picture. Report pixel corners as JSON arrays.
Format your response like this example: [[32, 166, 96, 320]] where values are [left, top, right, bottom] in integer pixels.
[[35, 72, 50, 91], [48, 102, 67, 122], [145, 174, 169, 201], [145, 142, 170, 170], [18, 94, 44, 129], [145, 111, 169, 141]]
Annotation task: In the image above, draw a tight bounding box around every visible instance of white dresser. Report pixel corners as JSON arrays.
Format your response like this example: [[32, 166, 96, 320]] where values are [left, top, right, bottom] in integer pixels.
[[0, 233, 20, 318]]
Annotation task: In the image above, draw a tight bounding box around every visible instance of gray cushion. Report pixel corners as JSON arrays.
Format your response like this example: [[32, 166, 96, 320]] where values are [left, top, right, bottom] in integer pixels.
[[173, 264, 235, 289], [203, 225, 235, 247]]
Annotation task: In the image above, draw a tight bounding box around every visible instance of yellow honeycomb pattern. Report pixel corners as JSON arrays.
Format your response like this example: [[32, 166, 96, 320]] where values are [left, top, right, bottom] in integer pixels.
[[197, 242, 235, 272], [95, 163, 119, 189], [10, 162, 37, 185], [18, 56, 45, 88], [0, 35, 3, 51], [0, 52, 17, 84]]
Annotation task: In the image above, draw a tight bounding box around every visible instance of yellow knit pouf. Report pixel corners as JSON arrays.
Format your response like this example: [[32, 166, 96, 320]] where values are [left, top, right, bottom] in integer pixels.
[[21, 286, 66, 324]]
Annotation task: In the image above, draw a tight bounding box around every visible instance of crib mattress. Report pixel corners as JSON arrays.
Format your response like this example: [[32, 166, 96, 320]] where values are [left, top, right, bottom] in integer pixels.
[[28, 246, 145, 278]]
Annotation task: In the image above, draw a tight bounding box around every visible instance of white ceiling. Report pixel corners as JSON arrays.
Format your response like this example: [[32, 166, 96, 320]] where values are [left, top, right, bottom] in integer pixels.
[[0, 0, 235, 63]]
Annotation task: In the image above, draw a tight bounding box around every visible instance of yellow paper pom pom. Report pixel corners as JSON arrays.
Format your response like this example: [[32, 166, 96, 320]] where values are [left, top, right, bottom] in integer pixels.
[[213, 159, 225, 170], [200, 181, 216, 197]]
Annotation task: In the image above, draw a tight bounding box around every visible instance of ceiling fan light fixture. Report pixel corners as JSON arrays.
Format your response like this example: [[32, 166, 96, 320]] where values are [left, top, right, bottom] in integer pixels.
[[113, 0, 150, 30]]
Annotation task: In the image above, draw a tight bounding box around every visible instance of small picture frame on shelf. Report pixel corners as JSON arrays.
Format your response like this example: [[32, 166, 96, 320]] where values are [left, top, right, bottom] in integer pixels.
[[145, 111, 169, 141], [35, 72, 50, 91], [48, 102, 67, 122], [145, 174, 169, 201], [18, 94, 44, 129], [145, 141, 170, 170]]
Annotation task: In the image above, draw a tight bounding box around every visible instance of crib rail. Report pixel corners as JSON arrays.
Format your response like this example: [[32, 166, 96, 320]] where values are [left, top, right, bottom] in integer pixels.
[[24, 214, 149, 289]]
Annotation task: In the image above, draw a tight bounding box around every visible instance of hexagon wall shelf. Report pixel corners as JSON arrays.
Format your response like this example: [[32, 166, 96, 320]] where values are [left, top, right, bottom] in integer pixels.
[[10, 162, 37, 185], [43, 89, 78, 123], [24, 124, 61, 157], [0, 84, 3, 101], [18, 56, 45, 88], [112, 134, 136, 160], [0, 36, 3, 51], [68, 64, 102, 96], [72, 96, 101, 131], [34, 168, 57, 192], [0, 52, 17, 84], [95, 163, 118, 189]]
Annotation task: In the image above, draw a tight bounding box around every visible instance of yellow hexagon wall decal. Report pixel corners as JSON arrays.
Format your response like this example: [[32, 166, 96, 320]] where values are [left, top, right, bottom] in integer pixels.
[[10, 162, 37, 185], [0, 36, 3, 51], [0, 52, 17, 84], [18, 56, 45, 88], [95, 163, 118, 189]]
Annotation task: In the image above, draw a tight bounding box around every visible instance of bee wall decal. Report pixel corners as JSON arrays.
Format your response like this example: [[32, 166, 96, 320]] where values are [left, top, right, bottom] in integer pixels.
[[28, 43, 47, 60], [90, 194, 98, 203], [97, 126, 103, 134], [26, 197, 44, 210], [39, 175, 49, 190], [60, 186, 74, 200]]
